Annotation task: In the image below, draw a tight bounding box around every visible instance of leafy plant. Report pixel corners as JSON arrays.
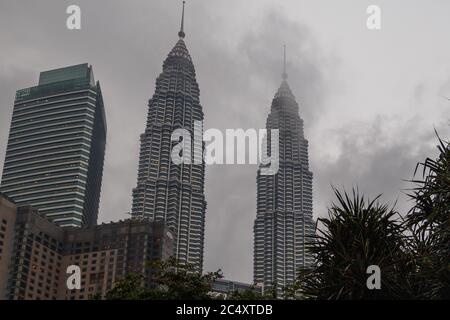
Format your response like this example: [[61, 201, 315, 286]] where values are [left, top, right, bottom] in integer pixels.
[[101, 257, 222, 300], [295, 188, 415, 299], [406, 132, 450, 299]]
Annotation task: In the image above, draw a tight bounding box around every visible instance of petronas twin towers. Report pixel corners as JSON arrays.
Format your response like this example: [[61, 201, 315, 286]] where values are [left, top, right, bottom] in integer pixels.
[[132, 3, 314, 289]]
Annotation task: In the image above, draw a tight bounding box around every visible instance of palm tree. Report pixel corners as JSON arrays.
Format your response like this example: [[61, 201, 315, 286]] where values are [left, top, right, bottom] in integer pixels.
[[406, 132, 450, 299], [296, 188, 415, 299]]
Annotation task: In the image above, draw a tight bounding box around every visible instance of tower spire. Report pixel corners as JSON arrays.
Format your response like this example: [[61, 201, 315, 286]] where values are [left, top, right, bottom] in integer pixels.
[[282, 44, 288, 80], [178, 1, 186, 39]]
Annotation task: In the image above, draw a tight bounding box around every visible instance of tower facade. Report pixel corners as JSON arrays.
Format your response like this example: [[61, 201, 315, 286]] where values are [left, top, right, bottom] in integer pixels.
[[0, 64, 106, 228], [254, 58, 315, 294], [131, 3, 206, 272]]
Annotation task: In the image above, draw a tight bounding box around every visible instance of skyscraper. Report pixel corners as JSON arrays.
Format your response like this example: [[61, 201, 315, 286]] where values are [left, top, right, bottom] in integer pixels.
[[0, 64, 106, 228], [254, 49, 315, 294], [132, 2, 206, 272]]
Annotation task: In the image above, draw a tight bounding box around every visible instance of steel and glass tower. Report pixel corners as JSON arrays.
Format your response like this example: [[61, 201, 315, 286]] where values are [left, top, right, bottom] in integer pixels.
[[132, 2, 206, 272], [254, 48, 315, 294], [0, 64, 106, 228]]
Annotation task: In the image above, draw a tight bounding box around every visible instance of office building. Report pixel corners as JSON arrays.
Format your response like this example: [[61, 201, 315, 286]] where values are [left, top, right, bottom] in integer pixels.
[[0, 64, 107, 227]]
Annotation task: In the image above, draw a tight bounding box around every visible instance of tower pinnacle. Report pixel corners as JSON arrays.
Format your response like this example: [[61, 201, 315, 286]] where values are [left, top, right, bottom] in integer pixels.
[[282, 44, 288, 80], [178, 1, 186, 39]]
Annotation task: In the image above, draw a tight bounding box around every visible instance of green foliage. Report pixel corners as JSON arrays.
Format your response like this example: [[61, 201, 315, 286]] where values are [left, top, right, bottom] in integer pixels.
[[227, 287, 274, 300], [147, 257, 223, 300], [102, 257, 223, 300], [103, 273, 148, 300], [406, 133, 450, 299], [295, 188, 415, 299]]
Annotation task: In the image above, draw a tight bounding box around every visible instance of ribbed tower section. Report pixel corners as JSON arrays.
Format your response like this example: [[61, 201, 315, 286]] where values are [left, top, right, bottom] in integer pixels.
[[254, 76, 315, 294], [131, 33, 206, 271]]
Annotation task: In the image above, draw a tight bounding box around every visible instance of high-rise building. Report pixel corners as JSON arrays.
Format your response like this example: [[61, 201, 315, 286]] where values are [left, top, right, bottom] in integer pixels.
[[0, 64, 107, 227], [253, 50, 315, 295], [131, 3, 206, 271], [0, 193, 174, 300]]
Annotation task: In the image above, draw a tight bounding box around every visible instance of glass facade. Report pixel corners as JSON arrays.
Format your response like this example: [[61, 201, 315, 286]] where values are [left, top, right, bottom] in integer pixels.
[[1, 64, 106, 227]]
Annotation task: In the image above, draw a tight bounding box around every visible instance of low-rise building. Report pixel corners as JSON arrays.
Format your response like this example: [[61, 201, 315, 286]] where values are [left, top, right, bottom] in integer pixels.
[[0, 193, 17, 299], [211, 279, 263, 299]]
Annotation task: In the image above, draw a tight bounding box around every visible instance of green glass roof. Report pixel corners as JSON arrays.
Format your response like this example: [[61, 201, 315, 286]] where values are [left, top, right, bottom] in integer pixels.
[[39, 63, 93, 85], [15, 64, 96, 102]]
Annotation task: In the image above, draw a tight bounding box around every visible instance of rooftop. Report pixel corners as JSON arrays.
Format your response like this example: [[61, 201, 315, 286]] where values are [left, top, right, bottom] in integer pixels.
[[15, 63, 96, 102], [39, 63, 94, 86]]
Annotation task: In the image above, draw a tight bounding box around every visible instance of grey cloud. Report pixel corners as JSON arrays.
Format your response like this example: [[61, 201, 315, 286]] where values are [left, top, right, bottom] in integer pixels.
[[312, 114, 449, 220]]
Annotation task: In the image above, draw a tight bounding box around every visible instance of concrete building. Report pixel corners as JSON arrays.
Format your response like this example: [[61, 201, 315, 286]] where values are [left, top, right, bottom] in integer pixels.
[[0, 193, 17, 299], [0, 194, 174, 300], [60, 218, 174, 300], [7, 205, 65, 300], [0, 64, 107, 227], [253, 50, 315, 295]]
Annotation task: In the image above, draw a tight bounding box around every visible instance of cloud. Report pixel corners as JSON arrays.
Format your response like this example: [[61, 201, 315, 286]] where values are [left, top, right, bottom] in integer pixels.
[[311, 113, 449, 220]]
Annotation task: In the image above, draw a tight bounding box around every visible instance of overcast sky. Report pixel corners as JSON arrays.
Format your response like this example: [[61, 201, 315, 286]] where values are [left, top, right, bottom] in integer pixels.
[[1, 0, 449, 283]]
